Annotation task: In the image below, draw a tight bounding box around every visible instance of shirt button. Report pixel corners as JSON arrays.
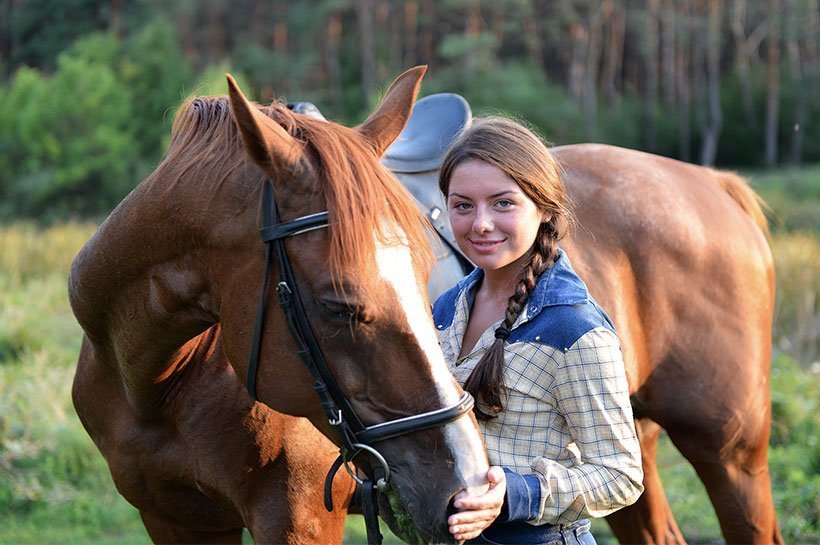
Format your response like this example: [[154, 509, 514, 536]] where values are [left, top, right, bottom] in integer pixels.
[[436, 324, 443, 329], [535, 335, 541, 341], [529, 306, 537, 313]]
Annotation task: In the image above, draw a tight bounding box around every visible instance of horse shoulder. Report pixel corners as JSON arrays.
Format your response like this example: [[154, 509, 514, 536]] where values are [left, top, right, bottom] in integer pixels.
[[553, 144, 773, 398]]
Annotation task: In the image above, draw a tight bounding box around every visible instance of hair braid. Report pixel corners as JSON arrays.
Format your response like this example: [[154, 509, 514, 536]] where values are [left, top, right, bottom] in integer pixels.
[[464, 221, 560, 420]]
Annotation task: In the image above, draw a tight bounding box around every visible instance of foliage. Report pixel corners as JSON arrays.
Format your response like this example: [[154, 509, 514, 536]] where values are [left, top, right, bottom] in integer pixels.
[[4, 0, 111, 73], [0, 36, 137, 221], [119, 20, 192, 161], [1, 3, 818, 222]]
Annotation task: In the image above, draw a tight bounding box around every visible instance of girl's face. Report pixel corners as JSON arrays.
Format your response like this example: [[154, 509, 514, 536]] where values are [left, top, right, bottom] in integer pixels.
[[447, 159, 549, 275]]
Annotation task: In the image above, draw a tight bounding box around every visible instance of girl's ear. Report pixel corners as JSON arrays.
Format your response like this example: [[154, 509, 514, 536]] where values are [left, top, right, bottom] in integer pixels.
[[542, 210, 553, 223]]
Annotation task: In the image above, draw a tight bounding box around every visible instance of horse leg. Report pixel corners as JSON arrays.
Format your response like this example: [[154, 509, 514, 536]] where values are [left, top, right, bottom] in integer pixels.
[[667, 418, 783, 545], [605, 419, 686, 544], [139, 510, 243, 545]]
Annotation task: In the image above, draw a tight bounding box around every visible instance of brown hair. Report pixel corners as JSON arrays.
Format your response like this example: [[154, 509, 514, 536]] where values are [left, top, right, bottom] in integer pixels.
[[162, 96, 434, 289], [439, 117, 571, 420]]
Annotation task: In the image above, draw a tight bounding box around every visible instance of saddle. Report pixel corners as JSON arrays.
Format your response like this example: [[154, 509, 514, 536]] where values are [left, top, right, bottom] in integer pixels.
[[289, 94, 475, 297]]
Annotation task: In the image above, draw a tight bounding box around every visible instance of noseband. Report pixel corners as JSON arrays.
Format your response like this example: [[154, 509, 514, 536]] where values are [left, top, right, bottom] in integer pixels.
[[247, 180, 474, 544]]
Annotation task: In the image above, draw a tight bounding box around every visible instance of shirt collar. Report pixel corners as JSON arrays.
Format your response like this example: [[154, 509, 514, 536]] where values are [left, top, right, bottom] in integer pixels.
[[456, 248, 590, 323], [527, 248, 589, 315]]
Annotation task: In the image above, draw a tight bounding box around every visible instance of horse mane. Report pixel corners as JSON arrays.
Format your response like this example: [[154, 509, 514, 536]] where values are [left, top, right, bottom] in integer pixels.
[[161, 95, 435, 289]]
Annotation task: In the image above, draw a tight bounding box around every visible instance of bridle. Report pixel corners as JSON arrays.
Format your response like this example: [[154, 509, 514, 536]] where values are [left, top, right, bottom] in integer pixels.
[[246, 180, 475, 545]]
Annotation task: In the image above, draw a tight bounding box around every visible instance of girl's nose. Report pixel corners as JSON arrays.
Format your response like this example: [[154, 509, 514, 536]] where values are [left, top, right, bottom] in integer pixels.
[[472, 208, 493, 233]]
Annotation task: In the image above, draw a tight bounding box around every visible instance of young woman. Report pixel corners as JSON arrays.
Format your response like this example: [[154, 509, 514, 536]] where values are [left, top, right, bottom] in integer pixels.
[[435, 117, 644, 544]]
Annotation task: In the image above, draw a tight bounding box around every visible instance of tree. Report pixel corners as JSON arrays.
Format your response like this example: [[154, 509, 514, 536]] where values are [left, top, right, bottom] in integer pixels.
[[700, 0, 723, 166], [765, 0, 782, 166], [0, 38, 138, 219]]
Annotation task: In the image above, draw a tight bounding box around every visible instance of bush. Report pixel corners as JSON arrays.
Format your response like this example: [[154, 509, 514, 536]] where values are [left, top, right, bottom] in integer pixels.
[[0, 38, 137, 221]]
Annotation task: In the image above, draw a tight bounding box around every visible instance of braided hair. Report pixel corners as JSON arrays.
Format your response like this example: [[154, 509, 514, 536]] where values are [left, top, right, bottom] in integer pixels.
[[439, 117, 571, 420]]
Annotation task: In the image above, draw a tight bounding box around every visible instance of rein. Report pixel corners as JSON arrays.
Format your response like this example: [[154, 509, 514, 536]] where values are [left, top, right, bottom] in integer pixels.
[[246, 180, 474, 545]]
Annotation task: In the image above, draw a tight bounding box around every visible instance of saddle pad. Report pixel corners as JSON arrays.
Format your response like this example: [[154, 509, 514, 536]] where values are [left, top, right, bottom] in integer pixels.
[[382, 93, 472, 173]]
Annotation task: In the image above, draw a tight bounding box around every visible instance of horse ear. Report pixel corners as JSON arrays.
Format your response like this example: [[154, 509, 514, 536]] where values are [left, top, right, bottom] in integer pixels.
[[357, 66, 427, 156], [226, 74, 301, 173]]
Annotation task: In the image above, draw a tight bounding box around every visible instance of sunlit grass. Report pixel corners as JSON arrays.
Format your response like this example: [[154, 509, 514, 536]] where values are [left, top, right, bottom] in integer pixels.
[[0, 220, 817, 544]]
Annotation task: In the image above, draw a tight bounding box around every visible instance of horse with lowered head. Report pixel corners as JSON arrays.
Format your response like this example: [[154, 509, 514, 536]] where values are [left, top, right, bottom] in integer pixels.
[[69, 67, 488, 544]]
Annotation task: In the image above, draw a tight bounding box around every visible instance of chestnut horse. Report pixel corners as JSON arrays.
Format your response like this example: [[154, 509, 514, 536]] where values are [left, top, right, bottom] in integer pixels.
[[69, 67, 489, 544], [551, 146, 781, 544]]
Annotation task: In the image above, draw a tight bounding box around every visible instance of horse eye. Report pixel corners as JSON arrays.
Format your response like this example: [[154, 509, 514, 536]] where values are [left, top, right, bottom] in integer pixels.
[[317, 299, 371, 324]]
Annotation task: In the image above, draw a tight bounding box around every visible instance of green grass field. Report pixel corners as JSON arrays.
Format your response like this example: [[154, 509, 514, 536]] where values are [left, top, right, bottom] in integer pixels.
[[1, 167, 818, 545]]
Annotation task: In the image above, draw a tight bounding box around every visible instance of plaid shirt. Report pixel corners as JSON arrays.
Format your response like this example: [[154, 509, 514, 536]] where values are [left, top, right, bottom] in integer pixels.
[[433, 251, 643, 526]]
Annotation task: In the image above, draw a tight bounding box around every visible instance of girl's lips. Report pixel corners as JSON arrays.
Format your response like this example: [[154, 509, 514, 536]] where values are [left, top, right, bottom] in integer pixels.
[[468, 239, 504, 253]]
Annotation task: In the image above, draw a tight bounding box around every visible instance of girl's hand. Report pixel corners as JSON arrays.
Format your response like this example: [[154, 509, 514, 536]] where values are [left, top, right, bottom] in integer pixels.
[[447, 466, 506, 541]]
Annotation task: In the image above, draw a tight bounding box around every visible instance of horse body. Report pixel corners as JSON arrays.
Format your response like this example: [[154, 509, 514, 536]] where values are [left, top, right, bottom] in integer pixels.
[[553, 144, 779, 544], [73, 326, 350, 544]]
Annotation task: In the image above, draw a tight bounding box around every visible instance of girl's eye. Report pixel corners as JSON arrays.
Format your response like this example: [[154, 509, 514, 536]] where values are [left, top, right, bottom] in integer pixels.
[[453, 202, 473, 211], [496, 199, 513, 208]]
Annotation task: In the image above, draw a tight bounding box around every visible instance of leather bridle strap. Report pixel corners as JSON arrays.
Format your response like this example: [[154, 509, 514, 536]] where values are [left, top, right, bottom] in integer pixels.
[[245, 179, 476, 545], [248, 181, 364, 440]]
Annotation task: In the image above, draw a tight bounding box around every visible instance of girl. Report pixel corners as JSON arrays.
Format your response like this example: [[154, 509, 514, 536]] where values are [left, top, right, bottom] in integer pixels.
[[436, 118, 643, 544]]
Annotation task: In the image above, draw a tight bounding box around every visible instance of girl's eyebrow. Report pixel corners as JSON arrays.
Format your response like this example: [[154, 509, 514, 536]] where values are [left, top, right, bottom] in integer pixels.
[[449, 190, 517, 200], [448, 192, 472, 199]]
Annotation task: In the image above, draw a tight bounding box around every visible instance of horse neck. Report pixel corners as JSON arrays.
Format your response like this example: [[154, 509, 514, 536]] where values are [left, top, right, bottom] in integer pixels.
[[70, 179, 251, 417]]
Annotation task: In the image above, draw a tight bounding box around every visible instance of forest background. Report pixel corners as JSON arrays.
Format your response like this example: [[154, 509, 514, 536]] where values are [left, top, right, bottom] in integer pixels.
[[0, 0, 818, 544], [1, 0, 819, 220]]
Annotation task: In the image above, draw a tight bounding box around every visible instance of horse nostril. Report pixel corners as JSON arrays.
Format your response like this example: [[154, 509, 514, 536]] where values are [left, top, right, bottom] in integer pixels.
[[446, 489, 463, 519]]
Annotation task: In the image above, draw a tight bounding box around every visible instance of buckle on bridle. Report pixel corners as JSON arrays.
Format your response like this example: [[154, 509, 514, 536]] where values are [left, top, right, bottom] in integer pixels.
[[276, 281, 292, 306], [328, 409, 343, 427]]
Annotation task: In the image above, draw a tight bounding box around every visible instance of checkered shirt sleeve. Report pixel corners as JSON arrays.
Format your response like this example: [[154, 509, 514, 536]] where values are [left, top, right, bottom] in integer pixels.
[[441, 322, 644, 525]]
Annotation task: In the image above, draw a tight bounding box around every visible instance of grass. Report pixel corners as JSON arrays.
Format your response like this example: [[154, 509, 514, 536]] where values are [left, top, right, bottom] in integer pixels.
[[1, 190, 818, 544], [746, 163, 820, 234]]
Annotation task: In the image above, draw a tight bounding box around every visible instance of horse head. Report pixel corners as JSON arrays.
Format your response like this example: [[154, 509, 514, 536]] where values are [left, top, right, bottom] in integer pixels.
[[193, 67, 490, 543]]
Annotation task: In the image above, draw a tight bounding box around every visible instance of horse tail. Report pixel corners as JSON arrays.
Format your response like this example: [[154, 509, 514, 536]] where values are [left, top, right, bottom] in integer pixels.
[[712, 169, 771, 244]]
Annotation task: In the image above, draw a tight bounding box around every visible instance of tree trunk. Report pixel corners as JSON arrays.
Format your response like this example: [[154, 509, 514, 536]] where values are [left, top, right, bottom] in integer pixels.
[[584, 6, 602, 139], [792, 0, 819, 164], [644, 0, 660, 152], [272, 1, 289, 95], [568, 21, 588, 101], [700, 0, 723, 165], [661, 0, 676, 109], [601, 0, 625, 108], [464, 3, 482, 78], [109, 0, 123, 38], [677, 0, 692, 161], [404, 0, 419, 68], [325, 11, 344, 117], [764, 0, 782, 167], [730, 0, 759, 129], [419, 0, 437, 70], [524, 0, 545, 73], [207, 2, 227, 66], [389, 1, 403, 73], [357, 0, 376, 107], [490, 3, 505, 50]]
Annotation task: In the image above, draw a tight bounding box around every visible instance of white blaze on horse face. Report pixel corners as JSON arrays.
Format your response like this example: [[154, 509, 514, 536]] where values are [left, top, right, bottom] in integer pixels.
[[374, 229, 489, 494]]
